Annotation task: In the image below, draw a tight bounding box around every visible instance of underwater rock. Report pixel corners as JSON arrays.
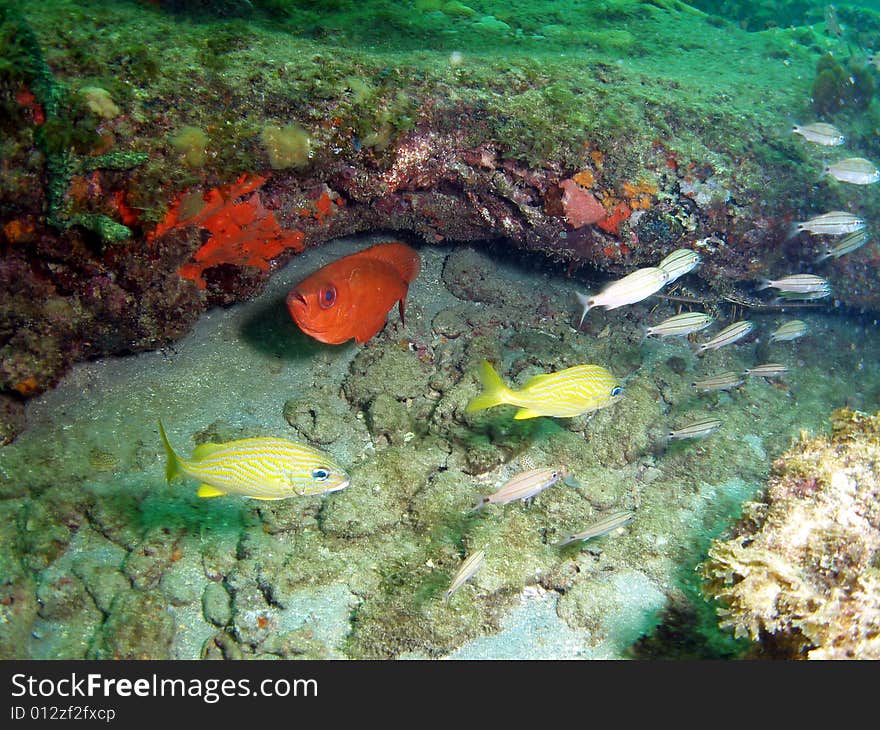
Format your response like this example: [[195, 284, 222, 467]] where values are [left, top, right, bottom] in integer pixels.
[[282, 395, 344, 445], [343, 339, 434, 421], [441, 247, 527, 307], [320, 443, 446, 538], [123, 527, 185, 591], [0, 576, 38, 659], [88, 589, 176, 659], [0, 394, 25, 445], [366, 392, 413, 446], [700, 408, 880, 659], [202, 581, 232, 627], [201, 631, 243, 660], [260, 627, 328, 660]]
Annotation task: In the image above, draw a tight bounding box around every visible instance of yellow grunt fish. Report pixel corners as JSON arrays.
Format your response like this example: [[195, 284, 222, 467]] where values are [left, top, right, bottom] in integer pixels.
[[466, 361, 622, 420], [158, 420, 350, 499]]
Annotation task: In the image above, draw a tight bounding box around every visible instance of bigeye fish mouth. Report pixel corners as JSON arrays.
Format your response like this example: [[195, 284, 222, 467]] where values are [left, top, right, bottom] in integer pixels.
[[287, 291, 307, 308]]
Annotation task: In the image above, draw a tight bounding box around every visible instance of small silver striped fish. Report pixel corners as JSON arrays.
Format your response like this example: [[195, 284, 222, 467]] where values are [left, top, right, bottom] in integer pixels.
[[644, 311, 713, 338], [577, 267, 670, 324], [658, 248, 701, 284], [744, 363, 789, 378], [554, 510, 635, 547], [471, 466, 565, 511], [770, 320, 808, 342], [815, 230, 870, 263], [692, 372, 745, 392], [823, 157, 880, 185], [792, 122, 845, 146], [444, 549, 485, 603], [796, 211, 866, 236], [775, 289, 831, 301], [696, 321, 753, 354], [158, 420, 349, 499], [668, 417, 722, 440], [757, 274, 829, 294]]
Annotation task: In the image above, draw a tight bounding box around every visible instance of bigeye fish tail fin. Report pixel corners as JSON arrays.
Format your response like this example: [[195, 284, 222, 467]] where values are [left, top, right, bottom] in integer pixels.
[[158, 419, 185, 484], [197, 484, 227, 498], [466, 361, 512, 413], [575, 291, 592, 328]]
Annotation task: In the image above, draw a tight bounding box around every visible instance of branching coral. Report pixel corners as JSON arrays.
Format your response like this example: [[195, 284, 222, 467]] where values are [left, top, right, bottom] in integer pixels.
[[699, 408, 880, 659]]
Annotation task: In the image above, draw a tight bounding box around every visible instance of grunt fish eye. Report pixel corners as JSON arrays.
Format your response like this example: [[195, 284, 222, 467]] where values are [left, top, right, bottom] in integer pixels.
[[319, 286, 337, 309], [611, 386, 623, 398], [312, 468, 330, 481]]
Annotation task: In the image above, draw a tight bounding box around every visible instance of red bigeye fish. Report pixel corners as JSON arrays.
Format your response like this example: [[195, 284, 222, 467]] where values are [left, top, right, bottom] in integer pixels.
[[286, 241, 420, 345]]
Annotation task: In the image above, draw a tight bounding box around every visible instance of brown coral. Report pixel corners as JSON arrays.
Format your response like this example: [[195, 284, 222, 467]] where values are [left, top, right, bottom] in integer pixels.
[[700, 408, 880, 659]]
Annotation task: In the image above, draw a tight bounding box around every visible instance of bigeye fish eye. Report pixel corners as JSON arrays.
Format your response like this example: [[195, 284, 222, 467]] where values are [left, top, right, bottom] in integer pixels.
[[611, 386, 623, 398], [312, 468, 330, 481], [318, 286, 337, 309]]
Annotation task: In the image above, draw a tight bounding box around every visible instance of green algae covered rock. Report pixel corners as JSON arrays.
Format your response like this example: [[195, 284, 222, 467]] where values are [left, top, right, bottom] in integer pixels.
[[700, 408, 880, 659]]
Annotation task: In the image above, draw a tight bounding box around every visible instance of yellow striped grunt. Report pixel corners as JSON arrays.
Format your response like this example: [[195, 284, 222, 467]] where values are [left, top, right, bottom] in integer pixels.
[[668, 417, 722, 440], [644, 311, 713, 339], [815, 230, 870, 263], [657, 248, 701, 284], [823, 157, 880, 185], [471, 466, 566, 511], [796, 211, 866, 236], [158, 420, 349, 499], [692, 372, 745, 392], [696, 320, 753, 354], [466, 361, 622, 420], [576, 267, 669, 325], [554, 510, 635, 547], [444, 549, 485, 603], [791, 122, 845, 146], [769, 319, 808, 342]]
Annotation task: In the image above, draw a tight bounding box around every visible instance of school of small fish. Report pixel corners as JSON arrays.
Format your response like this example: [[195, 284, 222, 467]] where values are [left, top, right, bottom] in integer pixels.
[[154, 101, 877, 611]]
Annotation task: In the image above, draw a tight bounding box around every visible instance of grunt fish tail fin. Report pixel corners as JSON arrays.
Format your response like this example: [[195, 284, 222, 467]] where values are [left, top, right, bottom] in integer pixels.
[[756, 279, 772, 291], [398, 286, 409, 326], [158, 419, 184, 484], [814, 250, 831, 264], [466, 361, 512, 413], [575, 291, 592, 329], [468, 497, 490, 513]]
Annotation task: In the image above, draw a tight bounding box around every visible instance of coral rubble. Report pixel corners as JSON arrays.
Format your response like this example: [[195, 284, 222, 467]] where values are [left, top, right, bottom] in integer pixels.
[[700, 408, 880, 659]]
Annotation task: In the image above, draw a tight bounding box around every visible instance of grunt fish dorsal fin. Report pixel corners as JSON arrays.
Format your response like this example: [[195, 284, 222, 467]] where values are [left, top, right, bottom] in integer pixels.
[[197, 484, 227, 498], [192, 442, 226, 461], [513, 407, 544, 420]]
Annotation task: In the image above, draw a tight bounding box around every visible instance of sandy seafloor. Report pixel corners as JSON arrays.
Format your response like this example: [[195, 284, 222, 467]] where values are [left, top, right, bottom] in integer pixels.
[[2, 233, 880, 659]]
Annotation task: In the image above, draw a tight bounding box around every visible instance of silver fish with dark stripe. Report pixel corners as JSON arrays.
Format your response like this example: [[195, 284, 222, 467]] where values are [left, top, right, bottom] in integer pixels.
[[792, 122, 845, 146], [658, 248, 701, 284], [815, 230, 870, 263], [744, 363, 789, 378], [796, 211, 866, 236], [554, 511, 635, 547], [770, 320, 808, 342], [692, 372, 745, 392], [758, 274, 829, 293], [645, 311, 713, 339], [823, 157, 880, 185], [444, 549, 485, 603], [696, 321, 753, 354], [471, 466, 565, 511], [668, 417, 722, 440]]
